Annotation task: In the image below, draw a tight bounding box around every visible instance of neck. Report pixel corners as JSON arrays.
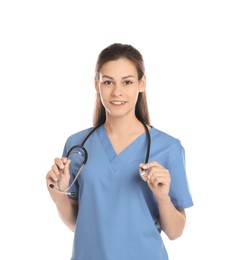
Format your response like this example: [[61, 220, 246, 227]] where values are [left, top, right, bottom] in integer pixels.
[[104, 116, 143, 135]]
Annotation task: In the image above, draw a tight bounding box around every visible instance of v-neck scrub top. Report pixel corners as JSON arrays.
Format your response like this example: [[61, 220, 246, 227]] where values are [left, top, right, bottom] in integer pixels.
[[62, 125, 193, 260]]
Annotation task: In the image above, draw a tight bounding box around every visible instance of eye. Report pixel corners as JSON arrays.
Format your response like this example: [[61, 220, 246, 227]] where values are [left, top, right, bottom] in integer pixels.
[[123, 80, 133, 85], [102, 80, 113, 85]]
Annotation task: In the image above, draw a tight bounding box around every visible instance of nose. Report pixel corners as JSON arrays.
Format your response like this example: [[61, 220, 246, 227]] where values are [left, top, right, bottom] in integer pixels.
[[111, 84, 122, 97]]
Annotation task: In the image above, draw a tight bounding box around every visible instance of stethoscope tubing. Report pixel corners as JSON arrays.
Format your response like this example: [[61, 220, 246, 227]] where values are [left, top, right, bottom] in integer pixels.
[[50, 121, 151, 195]]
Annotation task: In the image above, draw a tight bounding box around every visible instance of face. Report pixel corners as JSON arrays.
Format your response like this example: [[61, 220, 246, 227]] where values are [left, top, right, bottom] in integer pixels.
[[95, 58, 146, 120]]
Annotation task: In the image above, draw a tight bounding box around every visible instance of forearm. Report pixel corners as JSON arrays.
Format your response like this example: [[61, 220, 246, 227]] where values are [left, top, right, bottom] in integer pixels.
[[47, 158, 78, 231], [158, 196, 186, 240], [51, 192, 78, 232]]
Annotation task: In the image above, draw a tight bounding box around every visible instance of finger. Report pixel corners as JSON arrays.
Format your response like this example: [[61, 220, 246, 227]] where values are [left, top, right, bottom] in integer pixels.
[[147, 171, 166, 183], [141, 161, 164, 171], [151, 176, 168, 187], [46, 169, 58, 182], [51, 164, 61, 176], [63, 159, 71, 177], [147, 167, 169, 179], [139, 163, 146, 169], [147, 178, 163, 190], [147, 180, 154, 190], [148, 171, 168, 182], [54, 158, 65, 170], [62, 157, 68, 164]]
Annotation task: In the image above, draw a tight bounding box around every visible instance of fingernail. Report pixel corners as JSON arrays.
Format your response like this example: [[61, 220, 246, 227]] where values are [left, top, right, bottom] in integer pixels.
[[143, 165, 148, 169]]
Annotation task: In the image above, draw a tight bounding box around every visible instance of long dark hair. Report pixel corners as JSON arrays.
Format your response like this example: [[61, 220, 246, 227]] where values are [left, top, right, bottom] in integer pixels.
[[93, 43, 150, 126]]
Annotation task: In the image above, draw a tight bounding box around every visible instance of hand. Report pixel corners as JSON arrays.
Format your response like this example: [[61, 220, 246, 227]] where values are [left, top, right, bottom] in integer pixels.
[[46, 157, 71, 194], [140, 161, 171, 203]]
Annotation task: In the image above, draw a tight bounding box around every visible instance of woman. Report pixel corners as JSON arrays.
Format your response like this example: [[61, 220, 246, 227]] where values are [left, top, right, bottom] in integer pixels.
[[46, 43, 193, 260]]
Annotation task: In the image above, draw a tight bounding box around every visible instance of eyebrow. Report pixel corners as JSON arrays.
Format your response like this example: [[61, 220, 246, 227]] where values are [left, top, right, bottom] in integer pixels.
[[101, 75, 135, 80]]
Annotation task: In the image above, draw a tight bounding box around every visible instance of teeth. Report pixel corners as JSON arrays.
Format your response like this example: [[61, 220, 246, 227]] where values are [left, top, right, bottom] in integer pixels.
[[111, 101, 125, 105]]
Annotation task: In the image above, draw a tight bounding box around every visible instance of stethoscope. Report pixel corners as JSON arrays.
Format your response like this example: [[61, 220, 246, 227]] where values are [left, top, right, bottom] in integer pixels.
[[49, 121, 151, 196]]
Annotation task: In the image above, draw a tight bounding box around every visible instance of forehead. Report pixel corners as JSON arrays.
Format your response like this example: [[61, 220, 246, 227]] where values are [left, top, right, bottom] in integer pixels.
[[100, 58, 137, 77]]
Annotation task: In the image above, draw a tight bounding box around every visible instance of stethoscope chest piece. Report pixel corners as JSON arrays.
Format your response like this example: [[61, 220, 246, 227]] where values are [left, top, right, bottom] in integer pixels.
[[139, 169, 147, 182]]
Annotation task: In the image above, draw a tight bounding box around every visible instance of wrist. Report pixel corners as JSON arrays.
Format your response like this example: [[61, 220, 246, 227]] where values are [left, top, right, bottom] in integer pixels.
[[157, 195, 171, 207], [50, 188, 68, 204]]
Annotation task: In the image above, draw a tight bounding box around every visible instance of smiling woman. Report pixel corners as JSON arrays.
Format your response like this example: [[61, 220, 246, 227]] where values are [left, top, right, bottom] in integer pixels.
[[95, 58, 146, 121], [46, 43, 193, 260]]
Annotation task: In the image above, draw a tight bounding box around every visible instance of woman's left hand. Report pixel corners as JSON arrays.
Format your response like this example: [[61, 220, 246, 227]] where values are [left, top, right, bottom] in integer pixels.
[[140, 161, 171, 203]]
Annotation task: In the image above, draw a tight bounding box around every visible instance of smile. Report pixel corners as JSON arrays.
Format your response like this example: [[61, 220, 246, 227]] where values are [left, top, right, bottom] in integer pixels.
[[110, 101, 127, 105]]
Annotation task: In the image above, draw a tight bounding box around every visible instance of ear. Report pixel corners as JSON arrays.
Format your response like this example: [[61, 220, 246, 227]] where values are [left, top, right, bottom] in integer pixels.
[[138, 75, 146, 93]]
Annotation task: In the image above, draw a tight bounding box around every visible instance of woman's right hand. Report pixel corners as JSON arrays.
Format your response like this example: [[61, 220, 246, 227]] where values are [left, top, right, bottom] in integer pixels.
[[46, 158, 78, 231], [46, 157, 71, 196]]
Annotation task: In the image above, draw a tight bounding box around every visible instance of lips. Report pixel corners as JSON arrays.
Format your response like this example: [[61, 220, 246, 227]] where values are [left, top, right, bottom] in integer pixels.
[[110, 101, 127, 105]]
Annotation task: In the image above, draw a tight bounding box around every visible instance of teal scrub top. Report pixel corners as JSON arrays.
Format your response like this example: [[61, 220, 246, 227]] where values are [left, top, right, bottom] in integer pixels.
[[62, 125, 193, 260]]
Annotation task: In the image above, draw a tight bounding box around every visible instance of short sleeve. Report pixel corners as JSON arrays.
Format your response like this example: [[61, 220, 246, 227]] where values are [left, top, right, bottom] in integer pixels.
[[168, 145, 193, 209]]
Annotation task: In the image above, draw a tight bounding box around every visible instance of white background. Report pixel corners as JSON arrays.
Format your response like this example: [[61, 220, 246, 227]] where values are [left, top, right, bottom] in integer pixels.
[[0, 0, 248, 259]]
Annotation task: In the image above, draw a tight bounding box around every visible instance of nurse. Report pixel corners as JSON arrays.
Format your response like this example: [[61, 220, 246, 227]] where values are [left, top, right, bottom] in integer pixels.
[[46, 43, 193, 260]]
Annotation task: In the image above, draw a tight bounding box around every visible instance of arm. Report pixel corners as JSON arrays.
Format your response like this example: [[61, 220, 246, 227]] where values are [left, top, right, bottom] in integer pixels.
[[158, 198, 186, 240], [46, 158, 78, 232], [140, 161, 186, 240], [50, 191, 78, 232]]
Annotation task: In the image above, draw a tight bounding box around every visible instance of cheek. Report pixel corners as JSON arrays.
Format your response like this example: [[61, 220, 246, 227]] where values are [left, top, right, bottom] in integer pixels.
[[99, 91, 110, 107]]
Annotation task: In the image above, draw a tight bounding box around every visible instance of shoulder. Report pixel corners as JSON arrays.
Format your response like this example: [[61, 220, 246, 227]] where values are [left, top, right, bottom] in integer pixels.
[[150, 126, 185, 161], [151, 126, 183, 149], [150, 126, 186, 167], [65, 127, 93, 147]]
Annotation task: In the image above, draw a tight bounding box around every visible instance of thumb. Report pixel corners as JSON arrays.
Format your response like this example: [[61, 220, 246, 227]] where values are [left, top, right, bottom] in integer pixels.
[[63, 159, 71, 176]]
